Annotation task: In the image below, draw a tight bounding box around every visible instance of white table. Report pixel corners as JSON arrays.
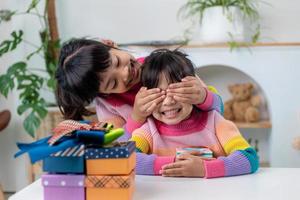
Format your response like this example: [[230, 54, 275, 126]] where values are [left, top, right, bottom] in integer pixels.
[[9, 168, 299, 200]]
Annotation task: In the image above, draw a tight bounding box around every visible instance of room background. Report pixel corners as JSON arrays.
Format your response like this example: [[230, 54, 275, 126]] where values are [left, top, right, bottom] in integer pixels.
[[0, 0, 300, 192]]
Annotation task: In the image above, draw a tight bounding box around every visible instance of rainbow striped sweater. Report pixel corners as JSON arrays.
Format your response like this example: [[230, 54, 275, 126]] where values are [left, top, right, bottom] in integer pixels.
[[130, 109, 259, 178]]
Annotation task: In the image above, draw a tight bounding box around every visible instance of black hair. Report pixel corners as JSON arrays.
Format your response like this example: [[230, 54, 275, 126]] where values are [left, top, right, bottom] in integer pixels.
[[55, 39, 111, 120], [141, 49, 195, 89]]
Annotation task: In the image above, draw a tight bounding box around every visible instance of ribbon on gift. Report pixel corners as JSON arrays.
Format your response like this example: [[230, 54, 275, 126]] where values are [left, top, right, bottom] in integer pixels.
[[14, 120, 124, 163], [49, 120, 114, 146]]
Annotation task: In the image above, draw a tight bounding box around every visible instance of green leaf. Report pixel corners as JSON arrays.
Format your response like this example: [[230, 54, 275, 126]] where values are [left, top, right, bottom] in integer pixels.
[[0, 30, 23, 57], [34, 105, 48, 118], [11, 30, 23, 50], [47, 78, 56, 90], [23, 112, 40, 137], [26, 0, 41, 13], [17, 103, 31, 115], [0, 75, 11, 97], [0, 10, 16, 23], [7, 62, 26, 77]]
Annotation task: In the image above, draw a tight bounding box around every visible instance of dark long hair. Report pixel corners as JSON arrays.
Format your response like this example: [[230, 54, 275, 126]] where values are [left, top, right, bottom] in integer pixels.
[[55, 39, 111, 120], [141, 49, 195, 88]]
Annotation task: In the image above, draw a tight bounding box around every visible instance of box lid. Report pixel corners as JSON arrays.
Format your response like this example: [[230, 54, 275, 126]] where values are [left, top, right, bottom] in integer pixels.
[[51, 144, 85, 157], [42, 174, 85, 188], [85, 141, 135, 159], [85, 170, 135, 188]]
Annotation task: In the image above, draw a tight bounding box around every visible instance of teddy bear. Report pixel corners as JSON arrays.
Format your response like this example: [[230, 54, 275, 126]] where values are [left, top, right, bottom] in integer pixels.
[[224, 83, 261, 123], [292, 136, 300, 150]]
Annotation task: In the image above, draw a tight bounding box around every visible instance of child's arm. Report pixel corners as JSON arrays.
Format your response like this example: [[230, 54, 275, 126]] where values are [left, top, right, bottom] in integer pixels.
[[130, 127, 175, 175], [196, 86, 224, 115], [203, 117, 259, 178], [95, 99, 132, 141]]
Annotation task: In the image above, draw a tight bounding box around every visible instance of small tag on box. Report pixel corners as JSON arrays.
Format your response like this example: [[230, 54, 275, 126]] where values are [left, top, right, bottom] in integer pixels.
[[176, 147, 213, 158]]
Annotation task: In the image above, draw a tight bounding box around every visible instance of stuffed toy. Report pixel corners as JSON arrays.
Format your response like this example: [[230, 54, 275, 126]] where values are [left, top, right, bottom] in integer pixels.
[[224, 83, 261, 122], [292, 136, 300, 150]]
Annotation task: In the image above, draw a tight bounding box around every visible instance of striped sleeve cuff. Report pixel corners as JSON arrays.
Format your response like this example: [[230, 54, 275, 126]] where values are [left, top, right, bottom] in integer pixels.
[[154, 156, 175, 175], [125, 116, 144, 134], [196, 88, 214, 110], [203, 159, 225, 178]]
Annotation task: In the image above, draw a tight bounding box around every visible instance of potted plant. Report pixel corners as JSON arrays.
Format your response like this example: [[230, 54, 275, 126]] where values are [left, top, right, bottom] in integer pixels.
[[0, 0, 61, 138], [178, 0, 262, 47]]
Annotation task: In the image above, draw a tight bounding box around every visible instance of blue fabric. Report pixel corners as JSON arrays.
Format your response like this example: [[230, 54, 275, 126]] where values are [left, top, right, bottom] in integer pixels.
[[15, 130, 106, 164], [76, 130, 104, 145]]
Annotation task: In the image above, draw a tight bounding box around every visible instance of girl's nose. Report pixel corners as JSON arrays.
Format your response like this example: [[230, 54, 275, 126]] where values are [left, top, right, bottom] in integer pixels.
[[162, 95, 176, 106]]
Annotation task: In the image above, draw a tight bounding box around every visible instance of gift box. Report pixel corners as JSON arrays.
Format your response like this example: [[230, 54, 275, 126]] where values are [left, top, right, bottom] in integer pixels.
[[85, 170, 135, 200], [176, 147, 213, 158], [43, 144, 85, 173], [85, 141, 136, 175], [42, 174, 85, 200]]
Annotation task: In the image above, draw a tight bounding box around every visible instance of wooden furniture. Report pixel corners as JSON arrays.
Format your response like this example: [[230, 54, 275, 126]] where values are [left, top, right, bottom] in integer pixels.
[[0, 184, 4, 200]]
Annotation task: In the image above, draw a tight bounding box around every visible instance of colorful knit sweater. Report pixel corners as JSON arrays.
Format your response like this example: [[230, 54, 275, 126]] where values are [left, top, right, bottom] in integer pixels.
[[130, 109, 259, 178]]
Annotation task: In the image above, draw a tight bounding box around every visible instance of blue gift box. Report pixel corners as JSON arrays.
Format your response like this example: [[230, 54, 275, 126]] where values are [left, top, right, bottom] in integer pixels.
[[43, 144, 85, 174]]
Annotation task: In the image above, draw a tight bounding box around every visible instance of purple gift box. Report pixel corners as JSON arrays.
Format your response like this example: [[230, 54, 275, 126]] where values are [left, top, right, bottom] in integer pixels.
[[42, 174, 85, 200]]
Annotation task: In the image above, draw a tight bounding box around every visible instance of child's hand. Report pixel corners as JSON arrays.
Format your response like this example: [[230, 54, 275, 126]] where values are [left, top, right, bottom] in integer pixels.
[[167, 76, 207, 105], [101, 39, 118, 48], [161, 153, 213, 177], [132, 87, 166, 123]]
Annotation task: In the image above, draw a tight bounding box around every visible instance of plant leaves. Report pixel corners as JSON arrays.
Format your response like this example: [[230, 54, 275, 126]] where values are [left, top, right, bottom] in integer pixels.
[[34, 105, 48, 118], [17, 103, 31, 115], [26, 0, 41, 13], [0, 75, 11, 97], [0, 10, 16, 24], [23, 112, 41, 138], [0, 30, 23, 57]]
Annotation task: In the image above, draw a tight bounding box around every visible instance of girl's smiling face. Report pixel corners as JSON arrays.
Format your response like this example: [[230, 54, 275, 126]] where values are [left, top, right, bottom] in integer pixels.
[[152, 73, 193, 125], [99, 48, 141, 94]]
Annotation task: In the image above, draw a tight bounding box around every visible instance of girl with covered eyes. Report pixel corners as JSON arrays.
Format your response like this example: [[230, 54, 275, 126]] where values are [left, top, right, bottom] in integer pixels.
[[55, 39, 223, 141], [130, 49, 259, 178]]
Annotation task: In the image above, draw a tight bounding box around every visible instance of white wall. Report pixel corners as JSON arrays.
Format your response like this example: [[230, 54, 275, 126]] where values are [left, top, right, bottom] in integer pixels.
[[1, 0, 300, 192], [55, 0, 300, 43]]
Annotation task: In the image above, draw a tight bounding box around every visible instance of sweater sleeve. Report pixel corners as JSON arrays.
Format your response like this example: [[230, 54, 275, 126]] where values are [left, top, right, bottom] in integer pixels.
[[95, 98, 132, 141], [196, 86, 224, 115], [130, 125, 175, 175], [203, 115, 259, 178]]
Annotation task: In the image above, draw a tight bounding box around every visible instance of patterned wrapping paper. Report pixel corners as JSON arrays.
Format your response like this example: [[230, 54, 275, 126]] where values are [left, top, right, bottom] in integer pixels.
[[42, 174, 85, 200], [85, 141, 135, 159], [176, 147, 213, 158], [43, 144, 85, 173], [85, 171, 135, 189], [85, 141, 136, 175]]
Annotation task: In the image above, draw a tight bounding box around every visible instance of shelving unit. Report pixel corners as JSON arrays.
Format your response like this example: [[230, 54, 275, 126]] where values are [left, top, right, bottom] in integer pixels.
[[129, 42, 300, 49], [235, 120, 272, 129], [260, 161, 270, 168]]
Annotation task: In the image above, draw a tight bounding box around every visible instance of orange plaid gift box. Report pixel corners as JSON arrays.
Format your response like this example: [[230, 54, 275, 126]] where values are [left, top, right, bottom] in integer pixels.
[[85, 170, 135, 200], [85, 141, 136, 175]]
